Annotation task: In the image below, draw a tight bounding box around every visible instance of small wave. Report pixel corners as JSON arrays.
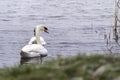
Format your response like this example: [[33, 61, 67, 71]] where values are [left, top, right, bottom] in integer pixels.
[[1, 19, 10, 21]]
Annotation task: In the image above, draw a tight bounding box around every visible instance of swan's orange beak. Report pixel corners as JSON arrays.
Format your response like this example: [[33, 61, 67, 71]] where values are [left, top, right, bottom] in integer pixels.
[[44, 29, 49, 33]]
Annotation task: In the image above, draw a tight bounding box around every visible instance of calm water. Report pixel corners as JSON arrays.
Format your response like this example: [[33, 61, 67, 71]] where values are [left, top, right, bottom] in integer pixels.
[[0, 0, 118, 67]]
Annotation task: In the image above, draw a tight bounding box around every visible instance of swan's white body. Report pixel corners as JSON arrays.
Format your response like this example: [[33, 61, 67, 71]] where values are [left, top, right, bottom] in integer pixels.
[[21, 25, 48, 58], [21, 44, 47, 58]]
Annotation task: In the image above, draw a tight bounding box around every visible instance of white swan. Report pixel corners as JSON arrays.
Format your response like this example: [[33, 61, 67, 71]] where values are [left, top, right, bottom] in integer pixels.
[[20, 25, 49, 58]]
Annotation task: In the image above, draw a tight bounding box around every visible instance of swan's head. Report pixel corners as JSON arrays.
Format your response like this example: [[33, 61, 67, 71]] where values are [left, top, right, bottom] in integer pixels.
[[34, 25, 49, 35], [38, 25, 49, 33]]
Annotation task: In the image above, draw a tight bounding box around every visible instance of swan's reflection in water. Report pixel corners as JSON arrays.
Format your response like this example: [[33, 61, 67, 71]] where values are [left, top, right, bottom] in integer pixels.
[[20, 57, 43, 65], [20, 56, 54, 65]]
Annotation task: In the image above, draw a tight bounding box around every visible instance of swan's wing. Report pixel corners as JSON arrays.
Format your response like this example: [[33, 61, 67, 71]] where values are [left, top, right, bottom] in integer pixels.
[[28, 37, 36, 44], [40, 37, 46, 45], [28, 37, 46, 45], [21, 44, 47, 54]]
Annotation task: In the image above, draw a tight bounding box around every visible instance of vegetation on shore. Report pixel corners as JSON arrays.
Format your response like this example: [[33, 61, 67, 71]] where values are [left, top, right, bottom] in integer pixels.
[[0, 54, 120, 80]]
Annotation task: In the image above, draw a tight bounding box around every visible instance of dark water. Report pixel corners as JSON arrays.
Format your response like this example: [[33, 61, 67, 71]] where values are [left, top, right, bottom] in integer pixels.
[[0, 0, 118, 67]]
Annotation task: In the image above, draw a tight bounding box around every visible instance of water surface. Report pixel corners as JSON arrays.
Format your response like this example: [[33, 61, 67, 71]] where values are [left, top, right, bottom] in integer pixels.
[[0, 0, 118, 67]]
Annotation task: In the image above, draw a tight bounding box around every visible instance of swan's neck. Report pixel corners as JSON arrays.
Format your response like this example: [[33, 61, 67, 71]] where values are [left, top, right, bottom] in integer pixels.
[[35, 26, 42, 44]]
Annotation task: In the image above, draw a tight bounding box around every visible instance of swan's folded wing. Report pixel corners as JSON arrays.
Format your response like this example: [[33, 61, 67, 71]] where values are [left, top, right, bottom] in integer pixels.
[[28, 37, 46, 45], [28, 37, 36, 44], [22, 44, 47, 54], [40, 37, 46, 45]]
